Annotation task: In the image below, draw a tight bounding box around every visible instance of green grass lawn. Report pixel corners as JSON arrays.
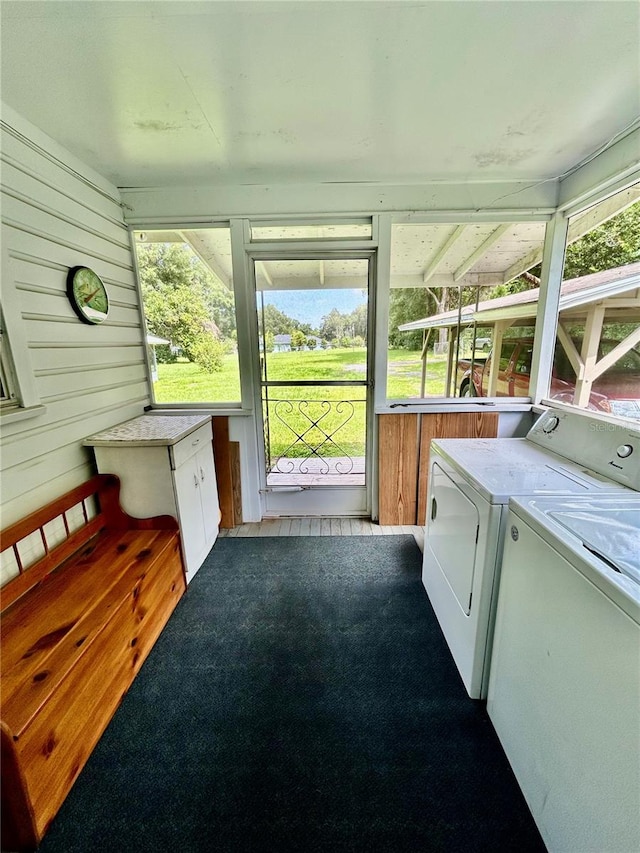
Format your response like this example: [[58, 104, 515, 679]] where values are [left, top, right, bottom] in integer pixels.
[[152, 348, 449, 458]]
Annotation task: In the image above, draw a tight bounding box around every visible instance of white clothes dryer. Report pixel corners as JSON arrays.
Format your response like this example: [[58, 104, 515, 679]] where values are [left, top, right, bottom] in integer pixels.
[[487, 492, 640, 853], [421, 407, 639, 698]]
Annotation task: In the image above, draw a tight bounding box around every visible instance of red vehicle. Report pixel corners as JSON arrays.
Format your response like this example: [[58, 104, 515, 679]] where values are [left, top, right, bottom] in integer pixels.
[[457, 337, 640, 417]]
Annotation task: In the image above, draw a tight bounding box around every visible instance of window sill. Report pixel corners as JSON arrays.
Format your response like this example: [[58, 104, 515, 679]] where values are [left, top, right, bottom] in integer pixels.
[[0, 404, 47, 424], [147, 405, 253, 418], [376, 400, 533, 415]]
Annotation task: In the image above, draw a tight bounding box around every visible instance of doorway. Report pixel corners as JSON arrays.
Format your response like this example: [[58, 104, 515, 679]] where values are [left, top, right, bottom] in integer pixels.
[[254, 256, 373, 516]]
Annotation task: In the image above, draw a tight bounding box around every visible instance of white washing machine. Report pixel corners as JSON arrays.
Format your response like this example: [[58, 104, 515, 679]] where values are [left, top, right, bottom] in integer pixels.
[[421, 407, 640, 699], [487, 492, 640, 853]]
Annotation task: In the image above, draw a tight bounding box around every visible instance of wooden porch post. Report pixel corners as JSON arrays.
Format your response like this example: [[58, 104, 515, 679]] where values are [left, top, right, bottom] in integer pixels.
[[574, 303, 605, 407], [487, 321, 508, 396]]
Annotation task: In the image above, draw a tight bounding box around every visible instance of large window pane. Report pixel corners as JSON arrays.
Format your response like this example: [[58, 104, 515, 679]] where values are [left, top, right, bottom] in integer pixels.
[[551, 184, 640, 420], [389, 222, 545, 399], [134, 227, 241, 404]]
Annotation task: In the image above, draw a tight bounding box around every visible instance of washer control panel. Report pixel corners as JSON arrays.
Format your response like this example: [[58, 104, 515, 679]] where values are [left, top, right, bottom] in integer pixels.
[[528, 408, 640, 491]]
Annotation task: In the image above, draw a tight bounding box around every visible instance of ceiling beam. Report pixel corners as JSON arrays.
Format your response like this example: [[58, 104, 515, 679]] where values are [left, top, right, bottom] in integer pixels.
[[453, 224, 510, 282], [422, 225, 467, 283]]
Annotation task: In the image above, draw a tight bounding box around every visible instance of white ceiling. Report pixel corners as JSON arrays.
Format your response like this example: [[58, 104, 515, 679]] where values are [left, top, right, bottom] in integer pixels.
[[2, 0, 639, 189]]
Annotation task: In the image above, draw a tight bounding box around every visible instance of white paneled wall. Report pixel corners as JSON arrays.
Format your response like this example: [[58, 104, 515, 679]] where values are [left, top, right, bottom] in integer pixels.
[[0, 107, 149, 527]]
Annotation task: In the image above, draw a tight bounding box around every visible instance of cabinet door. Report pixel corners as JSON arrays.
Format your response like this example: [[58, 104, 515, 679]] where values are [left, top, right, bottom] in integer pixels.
[[173, 459, 207, 577], [195, 445, 219, 545]]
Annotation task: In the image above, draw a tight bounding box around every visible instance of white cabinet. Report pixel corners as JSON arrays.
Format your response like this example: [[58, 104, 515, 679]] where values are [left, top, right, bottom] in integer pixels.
[[172, 438, 219, 580], [84, 415, 220, 584]]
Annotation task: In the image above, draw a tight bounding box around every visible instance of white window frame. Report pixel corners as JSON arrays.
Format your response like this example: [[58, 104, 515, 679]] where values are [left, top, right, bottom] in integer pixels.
[[540, 175, 640, 421], [0, 245, 44, 422], [378, 211, 553, 412], [130, 222, 247, 413]]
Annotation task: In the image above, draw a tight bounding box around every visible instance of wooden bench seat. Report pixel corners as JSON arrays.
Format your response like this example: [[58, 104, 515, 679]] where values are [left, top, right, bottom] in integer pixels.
[[1, 475, 186, 852]]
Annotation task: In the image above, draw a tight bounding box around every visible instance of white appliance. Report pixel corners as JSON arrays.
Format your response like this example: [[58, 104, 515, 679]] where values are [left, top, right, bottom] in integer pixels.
[[421, 407, 640, 698], [487, 492, 640, 853]]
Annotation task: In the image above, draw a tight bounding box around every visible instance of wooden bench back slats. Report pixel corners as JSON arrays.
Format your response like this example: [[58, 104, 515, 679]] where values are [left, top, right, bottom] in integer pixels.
[[1, 477, 108, 549], [1, 475, 179, 612], [1, 516, 104, 612]]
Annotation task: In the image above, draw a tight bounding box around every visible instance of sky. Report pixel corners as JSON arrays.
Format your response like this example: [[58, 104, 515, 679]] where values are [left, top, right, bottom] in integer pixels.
[[262, 289, 367, 330]]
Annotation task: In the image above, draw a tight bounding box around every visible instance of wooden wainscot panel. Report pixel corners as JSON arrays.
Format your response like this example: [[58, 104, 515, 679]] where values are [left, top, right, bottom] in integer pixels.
[[230, 441, 243, 525], [417, 412, 499, 524], [378, 414, 419, 526], [211, 416, 235, 528]]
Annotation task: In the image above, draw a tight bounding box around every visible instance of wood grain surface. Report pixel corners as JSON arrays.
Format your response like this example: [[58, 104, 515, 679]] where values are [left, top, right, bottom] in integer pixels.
[[0, 476, 185, 851], [378, 414, 419, 525]]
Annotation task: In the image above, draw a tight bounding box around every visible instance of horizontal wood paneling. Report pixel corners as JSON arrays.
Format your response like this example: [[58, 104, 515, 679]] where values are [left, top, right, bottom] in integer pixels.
[[1, 114, 149, 528], [1, 125, 124, 217], [2, 195, 132, 263], [28, 345, 145, 372], [4, 225, 134, 275], [11, 253, 137, 299], [0, 159, 129, 240]]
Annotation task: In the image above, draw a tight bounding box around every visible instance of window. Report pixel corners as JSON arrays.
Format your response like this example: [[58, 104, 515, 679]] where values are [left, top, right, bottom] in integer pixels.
[[0, 318, 18, 411], [388, 220, 546, 400], [551, 184, 640, 420], [250, 221, 372, 241], [134, 227, 241, 405]]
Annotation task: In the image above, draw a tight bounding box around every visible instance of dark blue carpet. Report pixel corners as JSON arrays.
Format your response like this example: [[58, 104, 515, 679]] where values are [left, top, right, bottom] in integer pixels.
[[38, 535, 545, 852]]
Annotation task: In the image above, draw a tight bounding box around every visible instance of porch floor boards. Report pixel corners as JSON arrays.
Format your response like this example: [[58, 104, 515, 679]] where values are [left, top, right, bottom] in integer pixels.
[[219, 519, 425, 551]]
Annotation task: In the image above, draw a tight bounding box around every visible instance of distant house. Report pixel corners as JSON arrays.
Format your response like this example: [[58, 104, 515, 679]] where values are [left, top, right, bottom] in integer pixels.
[[273, 334, 292, 352], [273, 334, 323, 352]]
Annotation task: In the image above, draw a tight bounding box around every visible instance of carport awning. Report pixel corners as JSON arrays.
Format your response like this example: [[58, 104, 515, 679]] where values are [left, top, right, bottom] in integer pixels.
[[398, 262, 640, 332]]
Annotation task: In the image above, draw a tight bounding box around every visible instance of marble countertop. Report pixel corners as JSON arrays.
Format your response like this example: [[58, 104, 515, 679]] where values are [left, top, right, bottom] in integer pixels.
[[83, 414, 211, 446]]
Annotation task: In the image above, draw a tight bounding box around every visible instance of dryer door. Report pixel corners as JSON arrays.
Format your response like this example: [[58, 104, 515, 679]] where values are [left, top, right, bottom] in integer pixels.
[[427, 462, 480, 615]]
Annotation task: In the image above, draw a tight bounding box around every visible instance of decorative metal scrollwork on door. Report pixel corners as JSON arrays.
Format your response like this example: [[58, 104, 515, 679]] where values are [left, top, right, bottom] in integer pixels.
[[269, 399, 356, 474]]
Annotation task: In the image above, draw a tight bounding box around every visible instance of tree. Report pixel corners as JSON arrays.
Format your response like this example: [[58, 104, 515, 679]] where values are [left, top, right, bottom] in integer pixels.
[[290, 329, 307, 350], [137, 242, 226, 373], [349, 303, 368, 338], [320, 308, 346, 342], [388, 288, 434, 350], [259, 303, 302, 336], [562, 202, 640, 278]]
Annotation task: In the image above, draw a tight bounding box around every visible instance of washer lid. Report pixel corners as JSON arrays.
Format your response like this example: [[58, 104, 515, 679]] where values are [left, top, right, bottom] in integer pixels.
[[548, 507, 640, 584]]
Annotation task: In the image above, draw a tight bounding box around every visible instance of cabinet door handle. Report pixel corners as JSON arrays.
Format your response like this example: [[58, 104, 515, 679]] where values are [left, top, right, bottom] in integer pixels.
[[192, 438, 200, 447], [431, 497, 438, 521], [200, 467, 205, 482], [193, 473, 199, 488]]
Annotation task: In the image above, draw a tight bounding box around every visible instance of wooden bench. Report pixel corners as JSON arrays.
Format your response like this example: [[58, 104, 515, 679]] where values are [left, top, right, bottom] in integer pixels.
[[0, 474, 186, 851]]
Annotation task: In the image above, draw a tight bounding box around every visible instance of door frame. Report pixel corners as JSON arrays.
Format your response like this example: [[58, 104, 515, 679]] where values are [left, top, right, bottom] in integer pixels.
[[246, 246, 378, 517]]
